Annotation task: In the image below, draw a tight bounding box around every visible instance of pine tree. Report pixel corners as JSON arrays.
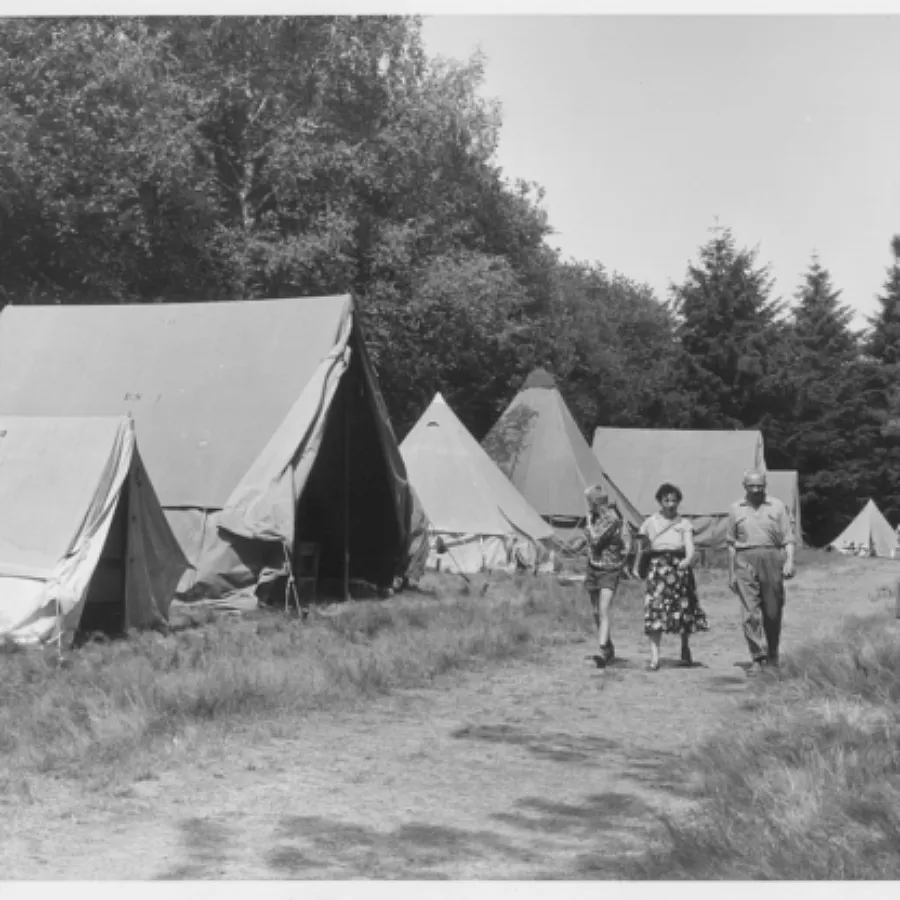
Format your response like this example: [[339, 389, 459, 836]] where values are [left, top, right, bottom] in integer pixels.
[[771, 249, 900, 545], [776, 255, 863, 542], [792, 252, 857, 362], [867, 235, 900, 364], [669, 224, 787, 428]]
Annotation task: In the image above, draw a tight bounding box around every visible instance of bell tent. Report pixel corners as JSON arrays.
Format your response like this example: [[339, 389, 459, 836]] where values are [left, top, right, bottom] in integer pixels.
[[0, 296, 420, 605], [400, 393, 554, 573], [828, 499, 898, 558], [483, 368, 642, 537], [592, 426, 767, 548], [0, 416, 188, 646]]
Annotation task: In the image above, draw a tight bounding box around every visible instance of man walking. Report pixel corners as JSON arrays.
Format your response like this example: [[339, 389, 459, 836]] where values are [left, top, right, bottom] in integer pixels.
[[726, 470, 796, 675]]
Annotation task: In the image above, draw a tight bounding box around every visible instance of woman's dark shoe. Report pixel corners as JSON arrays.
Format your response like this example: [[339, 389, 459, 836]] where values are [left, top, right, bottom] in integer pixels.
[[603, 640, 615, 662]]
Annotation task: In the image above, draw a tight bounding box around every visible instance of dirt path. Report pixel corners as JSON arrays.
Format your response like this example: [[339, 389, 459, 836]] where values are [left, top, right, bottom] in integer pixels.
[[1, 557, 896, 879]]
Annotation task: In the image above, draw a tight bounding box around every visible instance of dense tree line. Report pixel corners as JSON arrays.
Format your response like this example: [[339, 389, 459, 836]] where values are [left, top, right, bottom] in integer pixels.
[[0, 16, 897, 545], [668, 226, 900, 543]]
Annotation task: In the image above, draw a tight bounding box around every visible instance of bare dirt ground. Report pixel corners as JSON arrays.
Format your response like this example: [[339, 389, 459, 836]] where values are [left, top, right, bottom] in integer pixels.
[[2, 556, 896, 880]]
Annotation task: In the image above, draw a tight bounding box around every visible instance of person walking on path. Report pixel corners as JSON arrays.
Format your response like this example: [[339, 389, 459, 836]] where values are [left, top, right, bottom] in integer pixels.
[[632, 483, 708, 671], [584, 484, 631, 668], [726, 470, 796, 675]]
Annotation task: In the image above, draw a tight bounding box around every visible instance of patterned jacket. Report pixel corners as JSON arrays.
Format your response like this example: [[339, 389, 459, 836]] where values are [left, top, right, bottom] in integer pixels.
[[585, 509, 632, 572]]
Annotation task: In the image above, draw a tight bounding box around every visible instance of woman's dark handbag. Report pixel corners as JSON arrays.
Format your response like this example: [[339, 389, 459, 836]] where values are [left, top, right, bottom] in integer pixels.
[[635, 534, 652, 579]]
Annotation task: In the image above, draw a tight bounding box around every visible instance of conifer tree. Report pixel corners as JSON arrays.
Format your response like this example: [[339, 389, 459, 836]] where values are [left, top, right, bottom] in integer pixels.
[[792, 253, 857, 361], [778, 255, 863, 542], [867, 235, 900, 365], [669, 224, 788, 429]]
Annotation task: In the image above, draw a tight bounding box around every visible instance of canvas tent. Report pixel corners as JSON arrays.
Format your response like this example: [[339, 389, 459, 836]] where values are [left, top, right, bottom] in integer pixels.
[[591, 427, 767, 548], [766, 470, 803, 544], [483, 368, 642, 538], [400, 393, 554, 573], [828, 499, 898, 558], [0, 416, 188, 646], [0, 296, 421, 604]]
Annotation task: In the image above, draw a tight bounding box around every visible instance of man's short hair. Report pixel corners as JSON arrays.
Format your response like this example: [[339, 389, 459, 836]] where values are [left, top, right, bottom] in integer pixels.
[[742, 469, 767, 487]]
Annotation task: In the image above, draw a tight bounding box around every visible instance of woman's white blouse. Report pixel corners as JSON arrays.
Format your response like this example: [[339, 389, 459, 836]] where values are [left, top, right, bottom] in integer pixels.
[[639, 513, 693, 551]]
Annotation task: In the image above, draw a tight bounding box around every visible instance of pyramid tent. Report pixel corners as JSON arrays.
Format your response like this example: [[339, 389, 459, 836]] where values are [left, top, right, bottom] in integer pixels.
[[828, 499, 898, 558], [400, 393, 554, 573], [483, 368, 642, 536], [0, 416, 188, 646], [592, 426, 766, 548], [766, 470, 803, 544], [0, 297, 420, 604]]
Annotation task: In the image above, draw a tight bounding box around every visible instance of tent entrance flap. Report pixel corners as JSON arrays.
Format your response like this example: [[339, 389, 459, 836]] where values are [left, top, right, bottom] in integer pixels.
[[77, 485, 129, 635], [292, 349, 404, 591], [0, 416, 188, 646]]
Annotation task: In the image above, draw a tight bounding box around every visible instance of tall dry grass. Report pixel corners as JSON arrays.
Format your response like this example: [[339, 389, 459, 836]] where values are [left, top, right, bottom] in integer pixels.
[[632, 611, 900, 879], [0, 573, 627, 786]]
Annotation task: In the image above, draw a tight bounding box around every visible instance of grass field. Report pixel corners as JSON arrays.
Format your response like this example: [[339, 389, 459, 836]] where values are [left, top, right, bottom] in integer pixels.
[[3, 551, 898, 879], [631, 608, 900, 879], [0, 572, 642, 788]]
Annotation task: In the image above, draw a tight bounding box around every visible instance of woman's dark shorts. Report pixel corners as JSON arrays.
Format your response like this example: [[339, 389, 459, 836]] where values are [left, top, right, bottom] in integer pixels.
[[585, 567, 620, 593]]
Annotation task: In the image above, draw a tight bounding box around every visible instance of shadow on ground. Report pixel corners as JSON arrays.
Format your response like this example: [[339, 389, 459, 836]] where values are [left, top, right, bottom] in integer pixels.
[[451, 723, 618, 765], [154, 784, 679, 879], [494, 792, 673, 879], [158, 817, 233, 879], [264, 786, 670, 879], [705, 673, 748, 694], [450, 722, 703, 803], [267, 814, 535, 878]]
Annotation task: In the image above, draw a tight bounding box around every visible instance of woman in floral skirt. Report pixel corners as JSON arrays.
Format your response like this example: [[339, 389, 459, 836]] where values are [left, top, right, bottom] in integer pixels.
[[632, 482, 708, 671]]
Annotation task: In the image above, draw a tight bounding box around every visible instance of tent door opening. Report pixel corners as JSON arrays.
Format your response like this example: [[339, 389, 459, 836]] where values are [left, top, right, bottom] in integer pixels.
[[77, 485, 129, 636], [291, 348, 403, 599]]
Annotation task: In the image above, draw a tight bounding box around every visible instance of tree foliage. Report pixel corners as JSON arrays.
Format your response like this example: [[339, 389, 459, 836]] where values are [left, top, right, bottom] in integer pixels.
[[1, 16, 899, 544], [669, 225, 789, 429], [776, 256, 887, 542], [866, 235, 900, 365]]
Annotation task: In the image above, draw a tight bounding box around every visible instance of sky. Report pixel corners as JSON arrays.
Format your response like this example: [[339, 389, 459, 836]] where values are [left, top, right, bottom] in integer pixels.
[[420, 15, 900, 327]]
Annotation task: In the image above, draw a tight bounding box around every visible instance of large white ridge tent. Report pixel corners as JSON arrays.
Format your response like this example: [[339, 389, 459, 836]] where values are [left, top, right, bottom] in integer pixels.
[[828, 499, 898, 558], [0, 296, 422, 604], [592, 426, 767, 548], [483, 368, 642, 538], [0, 416, 187, 646], [401, 393, 554, 573]]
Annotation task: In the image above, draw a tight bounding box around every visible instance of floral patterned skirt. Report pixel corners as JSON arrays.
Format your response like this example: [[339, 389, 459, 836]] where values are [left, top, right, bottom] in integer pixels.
[[643, 551, 709, 635]]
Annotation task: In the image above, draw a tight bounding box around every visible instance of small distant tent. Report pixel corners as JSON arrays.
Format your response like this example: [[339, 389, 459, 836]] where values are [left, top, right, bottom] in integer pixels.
[[766, 470, 803, 545], [0, 416, 188, 646], [592, 427, 767, 548], [828, 499, 898, 558], [400, 393, 555, 573], [483, 368, 642, 538], [0, 297, 420, 605]]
